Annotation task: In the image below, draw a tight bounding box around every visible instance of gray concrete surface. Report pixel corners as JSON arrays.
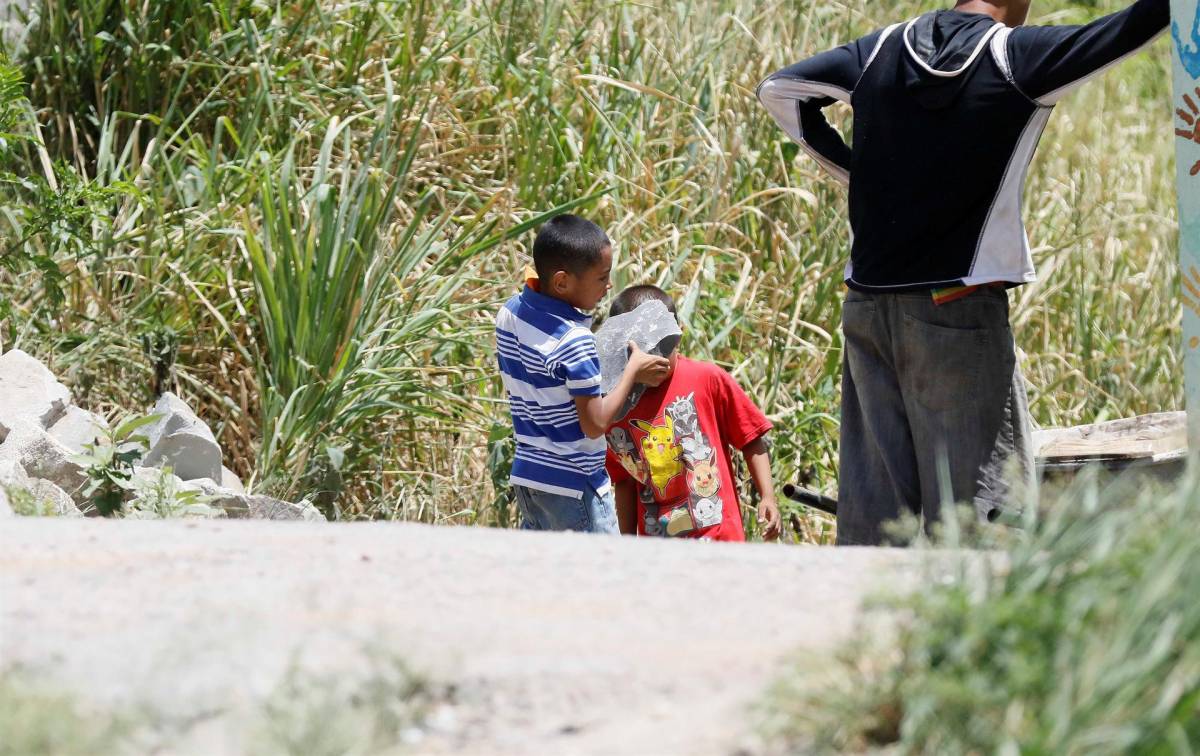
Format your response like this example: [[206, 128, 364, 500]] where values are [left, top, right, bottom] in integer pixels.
[[0, 519, 947, 754]]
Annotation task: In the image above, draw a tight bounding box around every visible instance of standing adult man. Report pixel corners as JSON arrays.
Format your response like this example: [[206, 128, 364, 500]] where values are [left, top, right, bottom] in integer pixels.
[[758, 0, 1168, 544]]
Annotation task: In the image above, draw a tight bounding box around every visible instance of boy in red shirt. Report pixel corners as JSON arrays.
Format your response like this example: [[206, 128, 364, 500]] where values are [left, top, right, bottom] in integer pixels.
[[603, 285, 781, 541]]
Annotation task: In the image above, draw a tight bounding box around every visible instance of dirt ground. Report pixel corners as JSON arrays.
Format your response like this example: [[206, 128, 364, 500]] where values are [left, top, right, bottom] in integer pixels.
[[0, 519, 944, 754]]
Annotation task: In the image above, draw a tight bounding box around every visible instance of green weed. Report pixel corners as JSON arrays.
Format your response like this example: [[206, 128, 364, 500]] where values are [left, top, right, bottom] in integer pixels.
[[764, 467, 1200, 753]]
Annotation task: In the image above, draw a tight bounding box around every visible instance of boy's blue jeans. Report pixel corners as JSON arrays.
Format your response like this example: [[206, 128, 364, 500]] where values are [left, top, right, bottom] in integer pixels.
[[513, 483, 619, 534]]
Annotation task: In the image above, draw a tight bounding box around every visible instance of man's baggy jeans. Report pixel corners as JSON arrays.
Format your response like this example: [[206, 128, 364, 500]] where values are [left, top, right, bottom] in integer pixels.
[[836, 287, 1035, 545]]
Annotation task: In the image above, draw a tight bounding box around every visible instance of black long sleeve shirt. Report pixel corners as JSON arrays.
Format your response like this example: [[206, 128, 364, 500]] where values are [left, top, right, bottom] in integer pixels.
[[758, 1, 1168, 291]]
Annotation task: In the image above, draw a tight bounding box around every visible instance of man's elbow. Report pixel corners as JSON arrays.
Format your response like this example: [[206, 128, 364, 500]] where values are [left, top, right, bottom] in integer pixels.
[[755, 74, 789, 109], [755, 73, 779, 104]]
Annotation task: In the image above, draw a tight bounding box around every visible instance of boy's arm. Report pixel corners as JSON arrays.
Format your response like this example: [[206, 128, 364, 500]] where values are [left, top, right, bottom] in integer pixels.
[[613, 479, 638, 535], [574, 342, 668, 439], [741, 436, 780, 542], [1006, 0, 1168, 105], [756, 27, 890, 184], [710, 364, 777, 540]]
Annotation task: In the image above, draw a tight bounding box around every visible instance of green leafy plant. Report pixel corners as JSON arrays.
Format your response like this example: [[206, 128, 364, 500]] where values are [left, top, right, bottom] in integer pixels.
[[485, 420, 515, 528], [4, 485, 54, 517], [1, 164, 133, 307], [0, 55, 29, 152], [71, 414, 160, 516], [0, 670, 129, 756], [765, 468, 1200, 753], [0, 56, 136, 321], [125, 465, 222, 519], [0, 647, 447, 754], [254, 652, 443, 756]]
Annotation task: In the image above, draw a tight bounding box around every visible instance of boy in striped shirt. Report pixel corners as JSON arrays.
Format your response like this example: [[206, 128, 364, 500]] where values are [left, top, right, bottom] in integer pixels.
[[496, 215, 669, 533]]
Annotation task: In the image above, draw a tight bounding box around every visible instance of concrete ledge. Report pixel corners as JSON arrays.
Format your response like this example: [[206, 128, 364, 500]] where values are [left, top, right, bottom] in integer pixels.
[[0, 520, 959, 754]]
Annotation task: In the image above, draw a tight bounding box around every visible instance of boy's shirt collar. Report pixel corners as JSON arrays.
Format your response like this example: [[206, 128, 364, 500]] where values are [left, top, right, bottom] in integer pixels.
[[519, 283, 591, 324]]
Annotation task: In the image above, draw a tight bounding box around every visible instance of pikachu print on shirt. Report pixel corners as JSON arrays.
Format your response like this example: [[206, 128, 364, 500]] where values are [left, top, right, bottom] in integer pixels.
[[614, 393, 724, 537]]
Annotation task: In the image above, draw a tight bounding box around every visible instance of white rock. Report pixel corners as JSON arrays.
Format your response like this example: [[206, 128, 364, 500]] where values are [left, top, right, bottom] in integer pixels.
[[24, 479, 81, 517], [0, 460, 78, 516], [243, 495, 326, 522], [0, 488, 11, 518], [181, 476, 220, 493], [209, 491, 249, 518], [220, 466, 245, 494], [0, 459, 30, 488], [178, 478, 245, 517], [141, 393, 222, 482], [0, 419, 87, 501], [144, 431, 223, 482], [166, 475, 323, 522], [48, 406, 109, 453], [0, 349, 71, 440], [207, 491, 324, 521]]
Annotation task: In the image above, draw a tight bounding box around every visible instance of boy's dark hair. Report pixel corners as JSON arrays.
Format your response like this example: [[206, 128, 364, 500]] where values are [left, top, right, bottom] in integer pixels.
[[608, 284, 677, 318], [532, 214, 611, 283]]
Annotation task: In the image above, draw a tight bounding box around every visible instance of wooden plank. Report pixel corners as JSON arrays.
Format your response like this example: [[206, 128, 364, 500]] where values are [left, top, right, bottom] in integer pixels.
[[1034, 412, 1186, 463]]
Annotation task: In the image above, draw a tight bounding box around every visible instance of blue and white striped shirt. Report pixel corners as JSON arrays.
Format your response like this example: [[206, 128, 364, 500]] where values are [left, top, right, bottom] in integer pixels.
[[496, 285, 608, 499]]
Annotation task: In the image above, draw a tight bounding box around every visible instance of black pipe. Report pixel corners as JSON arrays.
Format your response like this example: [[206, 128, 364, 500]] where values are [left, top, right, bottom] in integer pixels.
[[782, 483, 838, 516]]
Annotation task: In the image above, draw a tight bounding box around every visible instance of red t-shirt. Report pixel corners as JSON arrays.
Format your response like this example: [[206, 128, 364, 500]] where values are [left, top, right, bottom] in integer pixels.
[[605, 357, 772, 541]]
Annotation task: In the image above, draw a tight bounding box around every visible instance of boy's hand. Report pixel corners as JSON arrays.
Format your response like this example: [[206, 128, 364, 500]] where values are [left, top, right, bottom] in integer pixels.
[[757, 497, 781, 541], [626, 341, 670, 386], [576, 342, 670, 439]]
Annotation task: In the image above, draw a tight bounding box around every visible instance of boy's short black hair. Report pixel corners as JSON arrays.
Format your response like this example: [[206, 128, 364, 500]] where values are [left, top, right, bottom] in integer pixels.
[[532, 214, 611, 283], [608, 284, 677, 318]]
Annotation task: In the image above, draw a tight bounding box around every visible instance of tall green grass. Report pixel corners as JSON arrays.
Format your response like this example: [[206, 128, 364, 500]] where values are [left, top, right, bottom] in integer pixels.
[[764, 467, 1200, 752], [0, 0, 1180, 535]]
